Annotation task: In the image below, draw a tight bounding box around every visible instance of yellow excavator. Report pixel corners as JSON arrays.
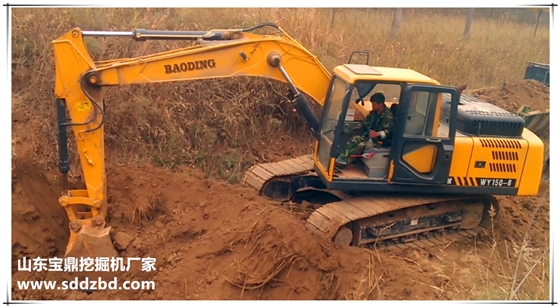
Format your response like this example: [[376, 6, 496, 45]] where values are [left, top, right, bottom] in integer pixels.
[[51, 22, 544, 258]]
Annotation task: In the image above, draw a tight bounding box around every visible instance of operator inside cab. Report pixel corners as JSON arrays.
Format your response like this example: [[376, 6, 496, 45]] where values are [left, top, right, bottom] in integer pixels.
[[336, 93, 395, 168]]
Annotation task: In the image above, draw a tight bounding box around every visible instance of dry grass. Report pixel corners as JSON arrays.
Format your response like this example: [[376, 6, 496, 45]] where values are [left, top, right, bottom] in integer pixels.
[[469, 193, 550, 301], [338, 185, 550, 301]]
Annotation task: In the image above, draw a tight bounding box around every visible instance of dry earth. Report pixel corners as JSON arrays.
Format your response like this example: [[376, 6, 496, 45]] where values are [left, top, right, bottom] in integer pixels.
[[11, 80, 550, 300]]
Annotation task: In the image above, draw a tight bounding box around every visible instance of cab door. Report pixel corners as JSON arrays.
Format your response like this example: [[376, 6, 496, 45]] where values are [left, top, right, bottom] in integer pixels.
[[389, 84, 459, 185], [316, 75, 351, 179]]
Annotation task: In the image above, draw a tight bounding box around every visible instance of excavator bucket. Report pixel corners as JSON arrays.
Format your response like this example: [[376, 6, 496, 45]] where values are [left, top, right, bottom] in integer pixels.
[[64, 224, 117, 259], [57, 186, 117, 259]]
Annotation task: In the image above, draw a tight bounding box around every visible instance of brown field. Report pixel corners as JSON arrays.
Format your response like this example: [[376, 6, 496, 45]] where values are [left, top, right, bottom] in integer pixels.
[[11, 8, 550, 300]]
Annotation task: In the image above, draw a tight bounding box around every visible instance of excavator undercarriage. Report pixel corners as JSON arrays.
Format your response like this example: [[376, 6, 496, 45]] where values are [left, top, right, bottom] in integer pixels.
[[243, 155, 499, 252]]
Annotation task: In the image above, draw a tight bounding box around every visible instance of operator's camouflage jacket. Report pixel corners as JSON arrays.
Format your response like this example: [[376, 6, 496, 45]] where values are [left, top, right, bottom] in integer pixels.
[[361, 106, 395, 140]]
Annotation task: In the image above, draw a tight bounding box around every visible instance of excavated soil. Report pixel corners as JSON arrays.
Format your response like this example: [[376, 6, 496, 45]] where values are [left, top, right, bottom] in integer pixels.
[[11, 80, 550, 301], [467, 79, 550, 112]]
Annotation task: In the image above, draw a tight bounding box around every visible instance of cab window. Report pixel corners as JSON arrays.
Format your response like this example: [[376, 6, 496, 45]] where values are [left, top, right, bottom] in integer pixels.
[[404, 90, 439, 136], [321, 76, 348, 139], [348, 82, 402, 121]]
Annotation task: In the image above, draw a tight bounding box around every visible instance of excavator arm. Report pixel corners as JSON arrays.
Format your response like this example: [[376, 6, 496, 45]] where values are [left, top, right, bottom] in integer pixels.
[[52, 23, 332, 258]]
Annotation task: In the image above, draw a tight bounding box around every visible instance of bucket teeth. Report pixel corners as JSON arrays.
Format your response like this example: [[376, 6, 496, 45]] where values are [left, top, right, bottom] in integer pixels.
[[64, 225, 117, 259]]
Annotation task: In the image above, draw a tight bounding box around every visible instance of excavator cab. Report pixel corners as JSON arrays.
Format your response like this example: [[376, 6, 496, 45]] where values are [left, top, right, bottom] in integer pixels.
[[313, 64, 461, 190]]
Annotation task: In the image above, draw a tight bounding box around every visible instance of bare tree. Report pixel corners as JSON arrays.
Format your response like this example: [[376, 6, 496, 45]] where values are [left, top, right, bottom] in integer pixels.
[[390, 8, 403, 38], [463, 8, 475, 40], [534, 9, 544, 37]]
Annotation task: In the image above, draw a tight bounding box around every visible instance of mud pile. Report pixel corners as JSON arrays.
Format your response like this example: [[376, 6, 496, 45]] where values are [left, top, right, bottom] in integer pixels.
[[11, 161, 385, 300], [12, 160, 550, 301], [467, 79, 550, 112], [469, 78, 550, 158], [11, 79, 551, 301]]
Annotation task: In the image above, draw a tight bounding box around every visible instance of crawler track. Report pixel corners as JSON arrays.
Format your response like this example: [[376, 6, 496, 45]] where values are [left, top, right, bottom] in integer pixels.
[[242, 154, 315, 192], [306, 195, 491, 252], [243, 155, 497, 252]]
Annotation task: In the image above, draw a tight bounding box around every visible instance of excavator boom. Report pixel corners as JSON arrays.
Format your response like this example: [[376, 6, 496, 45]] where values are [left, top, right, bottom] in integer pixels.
[[52, 23, 332, 258]]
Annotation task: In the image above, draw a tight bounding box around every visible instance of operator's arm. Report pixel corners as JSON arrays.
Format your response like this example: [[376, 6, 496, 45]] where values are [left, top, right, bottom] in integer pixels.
[[376, 111, 395, 140], [354, 111, 374, 132]]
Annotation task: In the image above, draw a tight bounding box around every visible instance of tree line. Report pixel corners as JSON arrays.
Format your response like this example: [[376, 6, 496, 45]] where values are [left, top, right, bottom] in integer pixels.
[[329, 8, 550, 39]]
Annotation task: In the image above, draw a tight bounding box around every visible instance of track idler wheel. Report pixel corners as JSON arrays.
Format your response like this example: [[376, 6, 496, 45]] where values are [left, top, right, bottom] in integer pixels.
[[333, 226, 353, 244]]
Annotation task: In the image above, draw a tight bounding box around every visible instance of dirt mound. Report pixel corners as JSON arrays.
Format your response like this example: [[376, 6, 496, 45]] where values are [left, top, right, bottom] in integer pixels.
[[11, 78, 551, 301], [11, 157, 550, 301], [468, 78, 550, 162], [11, 160, 69, 262], [467, 79, 549, 112], [10, 161, 384, 300]]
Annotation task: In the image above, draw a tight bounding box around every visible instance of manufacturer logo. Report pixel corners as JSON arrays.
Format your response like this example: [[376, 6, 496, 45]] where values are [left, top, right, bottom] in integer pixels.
[[164, 59, 216, 74]]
